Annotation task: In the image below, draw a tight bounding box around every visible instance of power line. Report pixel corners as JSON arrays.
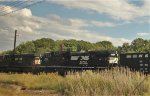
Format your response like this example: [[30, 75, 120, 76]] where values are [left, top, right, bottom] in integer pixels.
[[3, 1, 23, 7], [0, 1, 37, 12], [0, 1, 25, 10], [0, 0, 44, 16], [0, 1, 29, 14]]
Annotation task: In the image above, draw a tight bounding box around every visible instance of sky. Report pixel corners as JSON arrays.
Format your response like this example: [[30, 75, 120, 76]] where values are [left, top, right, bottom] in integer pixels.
[[0, 0, 149, 51]]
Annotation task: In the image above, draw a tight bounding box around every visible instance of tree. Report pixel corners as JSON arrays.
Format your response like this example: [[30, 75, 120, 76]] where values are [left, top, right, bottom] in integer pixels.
[[77, 40, 95, 51], [1, 37, 149, 54], [33, 38, 56, 54], [144, 40, 150, 52], [131, 38, 146, 52], [55, 39, 78, 51], [15, 38, 56, 54], [119, 43, 132, 53], [15, 41, 35, 54], [96, 41, 115, 50]]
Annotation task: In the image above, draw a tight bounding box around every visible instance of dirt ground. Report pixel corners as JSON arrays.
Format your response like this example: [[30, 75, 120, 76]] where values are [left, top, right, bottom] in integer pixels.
[[0, 83, 61, 96]]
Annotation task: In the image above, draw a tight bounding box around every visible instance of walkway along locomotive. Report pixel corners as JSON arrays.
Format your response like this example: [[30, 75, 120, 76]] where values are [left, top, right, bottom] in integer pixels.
[[0, 50, 149, 74]]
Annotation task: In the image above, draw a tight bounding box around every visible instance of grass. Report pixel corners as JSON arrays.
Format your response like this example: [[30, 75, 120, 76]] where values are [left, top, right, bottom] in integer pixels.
[[59, 68, 149, 96], [145, 75, 150, 96], [0, 73, 63, 90], [0, 68, 149, 96]]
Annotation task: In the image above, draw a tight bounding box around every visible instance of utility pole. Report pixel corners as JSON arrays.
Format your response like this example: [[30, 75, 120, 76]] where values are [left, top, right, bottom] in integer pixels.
[[13, 29, 17, 54]]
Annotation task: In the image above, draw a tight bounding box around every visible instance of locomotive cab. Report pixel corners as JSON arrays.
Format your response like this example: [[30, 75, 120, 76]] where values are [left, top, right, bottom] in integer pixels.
[[88, 50, 118, 67], [3, 54, 41, 66], [108, 52, 118, 66], [33, 56, 41, 65]]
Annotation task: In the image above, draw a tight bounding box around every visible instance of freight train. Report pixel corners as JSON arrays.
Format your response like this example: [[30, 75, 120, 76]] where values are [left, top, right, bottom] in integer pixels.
[[0, 50, 149, 74]]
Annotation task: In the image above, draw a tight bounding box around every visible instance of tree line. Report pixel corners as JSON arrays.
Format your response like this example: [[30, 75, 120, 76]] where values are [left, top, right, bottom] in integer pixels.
[[1, 38, 150, 54]]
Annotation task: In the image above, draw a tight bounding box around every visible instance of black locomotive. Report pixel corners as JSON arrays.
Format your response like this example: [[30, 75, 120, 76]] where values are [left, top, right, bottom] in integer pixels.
[[42, 50, 118, 67], [0, 50, 149, 74], [0, 54, 41, 73]]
